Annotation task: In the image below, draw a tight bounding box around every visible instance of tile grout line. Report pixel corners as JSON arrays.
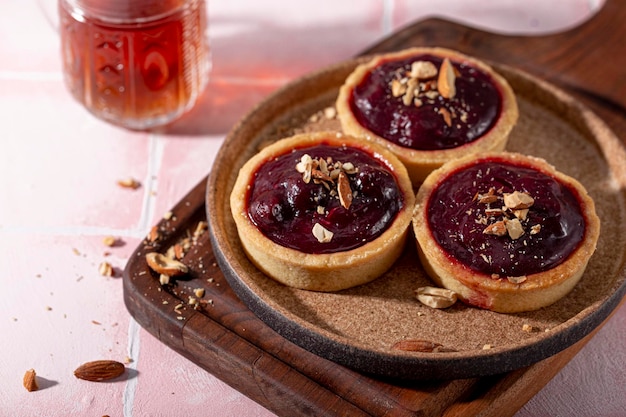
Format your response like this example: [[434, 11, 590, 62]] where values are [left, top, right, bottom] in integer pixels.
[[123, 317, 141, 417], [137, 134, 165, 233], [122, 132, 163, 417], [382, 0, 395, 36]]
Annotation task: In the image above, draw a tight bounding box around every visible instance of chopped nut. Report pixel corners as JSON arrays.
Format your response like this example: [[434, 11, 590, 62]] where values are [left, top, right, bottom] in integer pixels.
[[145, 252, 188, 276], [296, 154, 313, 183], [505, 218, 525, 240], [530, 224, 542, 235], [342, 162, 357, 174], [23, 369, 38, 392], [193, 221, 208, 239], [98, 262, 114, 277], [312, 223, 333, 243], [512, 208, 529, 220], [391, 79, 407, 97], [415, 286, 457, 309], [323, 106, 337, 119], [193, 288, 205, 298], [402, 78, 418, 106], [337, 171, 353, 209], [507, 275, 527, 284], [148, 225, 160, 243], [437, 58, 456, 99], [410, 60, 438, 79], [482, 344, 493, 350], [438, 107, 452, 127], [117, 177, 141, 190], [311, 169, 332, 183], [485, 208, 504, 217], [522, 324, 534, 332], [477, 188, 498, 204], [102, 236, 117, 247], [173, 243, 185, 259], [503, 191, 534, 210], [483, 221, 507, 236], [159, 274, 170, 285]]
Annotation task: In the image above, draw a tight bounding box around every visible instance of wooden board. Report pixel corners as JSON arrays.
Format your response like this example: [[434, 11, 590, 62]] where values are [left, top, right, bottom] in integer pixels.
[[123, 1, 626, 415]]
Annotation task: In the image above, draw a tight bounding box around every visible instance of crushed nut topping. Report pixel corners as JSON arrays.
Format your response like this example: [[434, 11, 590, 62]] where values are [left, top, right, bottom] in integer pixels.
[[312, 223, 334, 243], [476, 188, 541, 242], [295, 153, 361, 242], [388, 57, 460, 126], [503, 191, 535, 210]]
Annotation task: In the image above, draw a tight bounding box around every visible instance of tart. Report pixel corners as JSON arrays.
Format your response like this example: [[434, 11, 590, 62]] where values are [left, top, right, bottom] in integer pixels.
[[230, 131, 416, 292], [336, 47, 519, 185], [412, 152, 600, 313]]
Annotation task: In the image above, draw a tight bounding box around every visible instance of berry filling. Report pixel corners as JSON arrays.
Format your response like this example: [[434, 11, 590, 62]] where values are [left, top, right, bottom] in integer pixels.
[[350, 54, 502, 151], [247, 144, 404, 254], [426, 158, 586, 277]]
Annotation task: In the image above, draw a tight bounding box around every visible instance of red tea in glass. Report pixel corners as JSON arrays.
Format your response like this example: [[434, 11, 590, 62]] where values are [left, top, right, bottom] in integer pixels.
[[59, 0, 210, 130]]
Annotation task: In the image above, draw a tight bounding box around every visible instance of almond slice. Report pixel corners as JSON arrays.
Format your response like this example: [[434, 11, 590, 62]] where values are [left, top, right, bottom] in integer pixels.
[[438, 107, 452, 127], [145, 252, 188, 276], [337, 171, 353, 209], [437, 58, 456, 99], [415, 286, 457, 309], [312, 223, 333, 243]]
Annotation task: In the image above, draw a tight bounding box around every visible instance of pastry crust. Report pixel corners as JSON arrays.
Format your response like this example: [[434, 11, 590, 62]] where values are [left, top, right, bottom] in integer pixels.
[[336, 47, 519, 185], [412, 152, 601, 313], [230, 131, 416, 292]]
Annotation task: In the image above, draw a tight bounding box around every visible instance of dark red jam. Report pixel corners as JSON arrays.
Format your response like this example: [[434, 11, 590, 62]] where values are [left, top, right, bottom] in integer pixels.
[[246, 144, 404, 254], [350, 54, 502, 150], [427, 159, 586, 277]]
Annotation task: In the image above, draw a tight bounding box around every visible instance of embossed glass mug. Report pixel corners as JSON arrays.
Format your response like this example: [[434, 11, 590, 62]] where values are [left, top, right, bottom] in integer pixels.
[[58, 0, 210, 130]]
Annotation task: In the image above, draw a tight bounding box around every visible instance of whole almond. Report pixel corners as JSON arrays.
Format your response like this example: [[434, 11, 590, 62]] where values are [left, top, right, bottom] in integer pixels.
[[392, 339, 456, 353], [74, 360, 125, 382], [23, 369, 38, 392]]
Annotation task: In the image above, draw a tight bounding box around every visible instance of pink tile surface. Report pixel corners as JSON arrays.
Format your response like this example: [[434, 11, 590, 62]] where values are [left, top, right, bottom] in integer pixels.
[[1, 0, 622, 416], [0, 0, 60, 72], [0, 79, 150, 231]]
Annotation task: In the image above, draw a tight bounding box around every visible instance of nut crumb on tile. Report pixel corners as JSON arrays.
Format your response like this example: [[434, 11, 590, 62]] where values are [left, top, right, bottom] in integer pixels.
[[98, 261, 114, 277], [117, 177, 141, 189], [23, 369, 38, 392]]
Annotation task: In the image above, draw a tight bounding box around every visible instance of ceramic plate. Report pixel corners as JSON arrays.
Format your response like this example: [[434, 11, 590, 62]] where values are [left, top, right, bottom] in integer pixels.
[[206, 57, 626, 380]]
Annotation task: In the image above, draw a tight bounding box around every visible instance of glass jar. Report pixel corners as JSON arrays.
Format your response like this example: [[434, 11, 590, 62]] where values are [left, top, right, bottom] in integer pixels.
[[58, 0, 210, 130]]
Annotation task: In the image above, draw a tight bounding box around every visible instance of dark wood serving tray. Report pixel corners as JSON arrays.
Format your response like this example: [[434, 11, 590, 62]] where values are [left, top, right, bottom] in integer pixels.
[[124, 1, 626, 415]]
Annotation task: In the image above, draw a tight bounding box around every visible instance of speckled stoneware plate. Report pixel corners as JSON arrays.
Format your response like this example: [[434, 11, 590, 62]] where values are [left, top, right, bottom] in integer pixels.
[[206, 56, 626, 380]]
